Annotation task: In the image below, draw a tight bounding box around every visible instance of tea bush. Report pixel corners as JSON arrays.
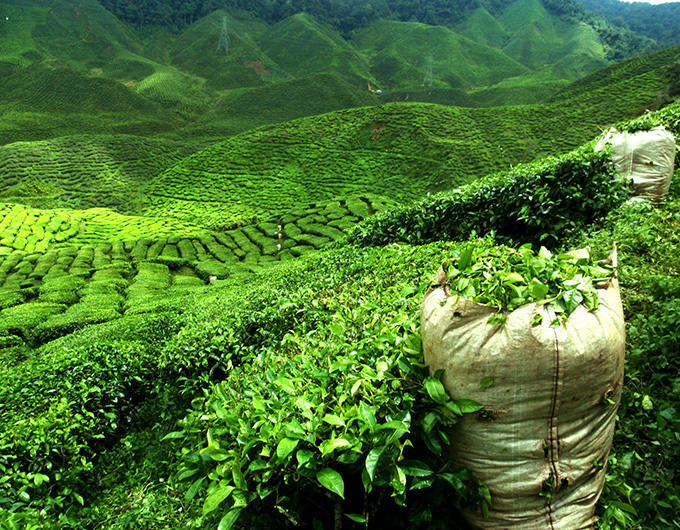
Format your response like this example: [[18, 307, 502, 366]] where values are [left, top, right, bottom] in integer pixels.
[[566, 174, 680, 529], [349, 147, 632, 248]]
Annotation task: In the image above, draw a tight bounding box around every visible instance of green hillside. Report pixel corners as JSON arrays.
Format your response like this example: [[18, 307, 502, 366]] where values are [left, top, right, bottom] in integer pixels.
[[499, 0, 607, 76], [468, 66, 572, 107], [352, 19, 530, 91], [0, 135, 201, 212], [0, 62, 182, 145], [168, 9, 277, 91], [1, 1, 680, 527], [0, 0, 140, 72], [194, 73, 379, 137], [143, 49, 674, 229], [578, 0, 680, 46], [548, 44, 680, 107], [257, 13, 375, 86], [454, 7, 508, 49], [0, 97, 679, 528]]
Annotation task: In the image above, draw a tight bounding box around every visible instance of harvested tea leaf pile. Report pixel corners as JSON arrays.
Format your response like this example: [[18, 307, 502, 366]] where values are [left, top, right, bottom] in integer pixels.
[[436, 240, 615, 326]]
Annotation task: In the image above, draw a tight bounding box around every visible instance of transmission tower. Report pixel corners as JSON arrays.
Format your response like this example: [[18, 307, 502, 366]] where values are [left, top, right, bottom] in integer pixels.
[[216, 16, 230, 54], [423, 55, 433, 86]]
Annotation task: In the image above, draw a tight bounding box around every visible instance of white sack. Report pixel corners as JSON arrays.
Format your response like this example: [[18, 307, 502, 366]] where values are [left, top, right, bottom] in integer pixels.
[[595, 126, 676, 201], [421, 259, 625, 530]]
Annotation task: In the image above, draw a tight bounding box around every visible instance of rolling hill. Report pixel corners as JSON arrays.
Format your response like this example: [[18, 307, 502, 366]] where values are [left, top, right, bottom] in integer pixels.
[[142, 43, 680, 228], [0, 0, 673, 141], [351, 19, 530, 91]]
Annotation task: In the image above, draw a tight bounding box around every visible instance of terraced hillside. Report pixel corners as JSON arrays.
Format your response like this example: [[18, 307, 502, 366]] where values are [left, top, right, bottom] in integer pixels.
[[168, 9, 277, 91], [352, 19, 530, 91], [1, 0, 665, 148], [0, 0, 140, 73], [257, 13, 375, 86], [0, 62, 183, 145], [548, 44, 680, 108], [0, 193, 394, 348], [0, 135, 201, 212], [192, 73, 379, 137], [144, 54, 676, 229], [498, 0, 608, 76]]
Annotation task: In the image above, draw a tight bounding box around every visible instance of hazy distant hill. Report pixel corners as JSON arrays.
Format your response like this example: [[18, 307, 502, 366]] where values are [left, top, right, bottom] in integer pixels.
[[0, 0, 671, 129], [351, 19, 530, 91], [143, 40, 678, 229], [578, 0, 680, 46]]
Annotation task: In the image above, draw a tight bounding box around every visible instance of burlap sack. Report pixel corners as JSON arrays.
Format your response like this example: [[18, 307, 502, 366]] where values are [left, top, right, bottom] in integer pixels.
[[421, 252, 625, 529], [595, 126, 676, 201]]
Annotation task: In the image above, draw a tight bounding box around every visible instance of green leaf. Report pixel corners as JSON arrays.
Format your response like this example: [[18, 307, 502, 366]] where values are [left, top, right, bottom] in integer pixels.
[[410, 475, 435, 490], [276, 437, 299, 460], [185, 476, 206, 503], [346, 514, 367, 523], [322, 414, 346, 427], [528, 278, 549, 300], [232, 464, 247, 490], [317, 468, 345, 499], [455, 398, 484, 414], [296, 449, 314, 467], [479, 376, 494, 388], [161, 431, 185, 440], [424, 377, 449, 404], [329, 323, 345, 336], [218, 508, 243, 530], [502, 272, 524, 284], [563, 289, 583, 314], [365, 446, 383, 482], [359, 401, 377, 432], [273, 377, 295, 393], [458, 247, 474, 270], [398, 460, 433, 477], [203, 484, 235, 516], [611, 501, 638, 516], [422, 411, 438, 434], [440, 472, 467, 498], [249, 459, 269, 472], [391, 464, 407, 494], [207, 446, 230, 461], [487, 313, 507, 327], [320, 438, 352, 456]]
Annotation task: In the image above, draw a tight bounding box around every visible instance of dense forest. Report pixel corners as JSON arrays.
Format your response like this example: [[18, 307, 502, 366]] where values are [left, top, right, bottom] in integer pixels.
[[578, 0, 680, 47], [96, 0, 657, 61]]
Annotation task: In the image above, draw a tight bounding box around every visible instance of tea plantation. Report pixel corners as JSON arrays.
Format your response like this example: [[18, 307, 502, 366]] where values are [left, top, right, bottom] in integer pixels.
[[2, 1, 680, 527]]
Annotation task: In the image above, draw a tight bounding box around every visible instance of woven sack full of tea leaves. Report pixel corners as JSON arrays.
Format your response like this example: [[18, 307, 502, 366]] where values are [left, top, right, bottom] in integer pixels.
[[420, 244, 625, 530], [595, 126, 676, 201]]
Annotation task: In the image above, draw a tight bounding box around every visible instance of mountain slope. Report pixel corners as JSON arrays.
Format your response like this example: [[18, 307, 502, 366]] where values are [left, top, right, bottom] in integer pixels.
[[193, 73, 379, 137], [169, 9, 276, 91], [498, 0, 608, 78], [578, 0, 680, 47], [352, 19, 530, 91], [257, 13, 375, 86], [142, 60, 669, 229], [0, 135, 201, 213], [0, 62, 182, 145]]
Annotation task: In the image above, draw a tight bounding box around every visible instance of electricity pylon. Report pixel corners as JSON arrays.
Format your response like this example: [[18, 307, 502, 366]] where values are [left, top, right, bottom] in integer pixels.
[[423, 55, 433, 86], [216, 16, 230, 54]]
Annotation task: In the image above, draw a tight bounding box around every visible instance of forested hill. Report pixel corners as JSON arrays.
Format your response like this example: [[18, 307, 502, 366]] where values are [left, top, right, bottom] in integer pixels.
[[97, 0, 654, 60], [578, 0, 680, 47]]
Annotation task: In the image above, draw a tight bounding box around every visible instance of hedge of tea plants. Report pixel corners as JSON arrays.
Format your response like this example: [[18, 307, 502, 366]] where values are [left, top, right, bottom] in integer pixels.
[[348, 146, 633, 247]]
